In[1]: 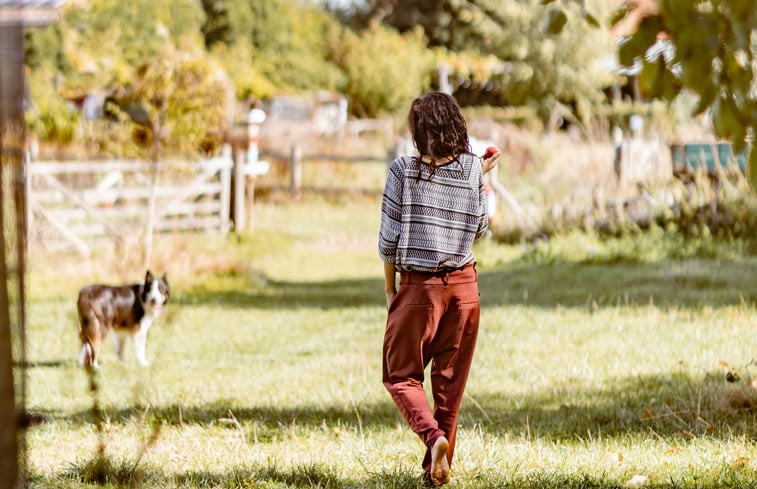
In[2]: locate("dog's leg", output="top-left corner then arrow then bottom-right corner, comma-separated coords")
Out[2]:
79,314 -> 101,370
113,332 -> 126,361
90,336 -> 102,369
78,343 -> 93,368
78,341 -> 100,369
132,330 -> 150,367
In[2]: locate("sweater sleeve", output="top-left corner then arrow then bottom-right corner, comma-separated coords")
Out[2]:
378,158 -> 404,263
475,166 -> 489,239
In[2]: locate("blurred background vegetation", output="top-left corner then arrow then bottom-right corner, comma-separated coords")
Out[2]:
24,0 -> 620,154
20,0 -> 757,250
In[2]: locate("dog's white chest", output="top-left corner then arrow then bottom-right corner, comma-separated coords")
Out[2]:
139,313 -> 157,333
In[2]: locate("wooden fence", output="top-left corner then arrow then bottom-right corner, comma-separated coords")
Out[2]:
27,156 -> 232,254
260,144 -> 396,198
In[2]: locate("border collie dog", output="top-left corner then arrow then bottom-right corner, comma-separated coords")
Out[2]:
77,271 -> 169,369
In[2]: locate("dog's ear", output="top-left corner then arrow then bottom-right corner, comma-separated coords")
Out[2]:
145,270 -> 153,282
161,273 -> 168,284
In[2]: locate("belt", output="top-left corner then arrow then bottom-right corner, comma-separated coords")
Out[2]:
399,262 -> 477,285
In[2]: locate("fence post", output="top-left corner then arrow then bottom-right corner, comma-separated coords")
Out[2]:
0,22 -> 23,489
23,147 -> 32,253
245,175 -> 256,231
290,145 -> 302,200
219,144 -> 232,233
233,146 -> 246,232
244,108 -> 266,228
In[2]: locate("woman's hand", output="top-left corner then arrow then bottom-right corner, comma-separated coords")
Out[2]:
385,289 -> 396,310
482,147 -> 501,174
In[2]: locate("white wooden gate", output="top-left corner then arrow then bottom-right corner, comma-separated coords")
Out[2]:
27,156 -> 232,254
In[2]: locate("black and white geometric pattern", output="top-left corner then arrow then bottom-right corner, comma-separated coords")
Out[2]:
379,153 -> 488,272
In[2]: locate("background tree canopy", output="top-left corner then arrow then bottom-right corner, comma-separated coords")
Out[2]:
25,0 -> 228,157
24,0 -> 757,177
352,0 -> 614,121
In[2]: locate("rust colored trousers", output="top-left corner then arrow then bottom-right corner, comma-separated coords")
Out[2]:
382,263 -> 480,473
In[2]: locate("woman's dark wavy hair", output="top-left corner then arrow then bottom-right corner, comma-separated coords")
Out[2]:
408,92 -> 470,161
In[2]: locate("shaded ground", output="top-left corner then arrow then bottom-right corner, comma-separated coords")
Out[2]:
178,258 -> 757,310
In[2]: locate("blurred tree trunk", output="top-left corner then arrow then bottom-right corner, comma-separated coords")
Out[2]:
0,23 -> 22,489
0,202 -> 18,489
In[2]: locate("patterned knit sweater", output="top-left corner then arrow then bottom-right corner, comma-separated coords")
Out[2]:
378,153 -> 488,272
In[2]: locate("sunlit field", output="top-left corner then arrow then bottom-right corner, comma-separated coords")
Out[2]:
23,197 -> 757,488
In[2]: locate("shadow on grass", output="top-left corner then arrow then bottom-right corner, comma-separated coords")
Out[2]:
32,453 -> 430,489
29,455 -> 757,489
177,275 -> 387,310
14,359 -> 71,369
176,258 -> 757,310
477,258 -> 757,309
40,370 -> 757,443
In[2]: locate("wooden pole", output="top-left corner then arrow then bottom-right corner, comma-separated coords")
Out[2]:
245,176 -> 256,231
218,145 -> 231,234
290,145 -> 302,200
0,171 -> 18,489
0,22 -> 23,489
233,147 -> 245,232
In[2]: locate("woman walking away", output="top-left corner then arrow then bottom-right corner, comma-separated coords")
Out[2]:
378,92 -> 500,486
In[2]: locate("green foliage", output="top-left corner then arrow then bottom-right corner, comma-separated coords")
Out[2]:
24,23 -> 68,73
502,2 -> 613,122
61,0 -> 206,93
25,72 -> 79,146
609,0 -> 757,189
220,0 -> 345,96
210,43 -> 278,101
109,52 -> 230,157
544,7 -> 568,35
200,0 -> 232,49
494,173 -> 757,258
335,25 -> 435,117
373,0 -> 504,52
366,0 -> 614,122
24,0 -> 227,157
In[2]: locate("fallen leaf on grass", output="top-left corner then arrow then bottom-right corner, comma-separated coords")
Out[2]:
605,452 -> 623,463
625,474 -> 649,487
732,457 -> 750,468
640,409 -> 655,421
718,360 -> 740,382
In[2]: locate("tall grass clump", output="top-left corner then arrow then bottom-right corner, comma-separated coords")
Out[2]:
493,169 -> 757,259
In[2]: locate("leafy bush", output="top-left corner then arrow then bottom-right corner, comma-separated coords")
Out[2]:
219,0 -> 345,98
335,25 -> 435,117
25,72 -> 79,147
492,172 -> 757,257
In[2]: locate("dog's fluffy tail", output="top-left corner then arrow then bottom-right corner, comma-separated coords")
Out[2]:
78,342 -> 94,369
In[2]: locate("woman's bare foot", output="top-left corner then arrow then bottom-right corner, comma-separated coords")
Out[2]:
430,436 -> 450,486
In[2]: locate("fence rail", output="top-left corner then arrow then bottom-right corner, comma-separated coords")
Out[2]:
27,144 -> 397,253
260,145 -> 391,198
27,157 -> 232,254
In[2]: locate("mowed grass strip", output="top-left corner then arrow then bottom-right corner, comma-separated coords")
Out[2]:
23,200 -> 757,488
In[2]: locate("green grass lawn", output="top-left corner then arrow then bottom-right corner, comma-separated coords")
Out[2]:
22,198 -> 757,488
